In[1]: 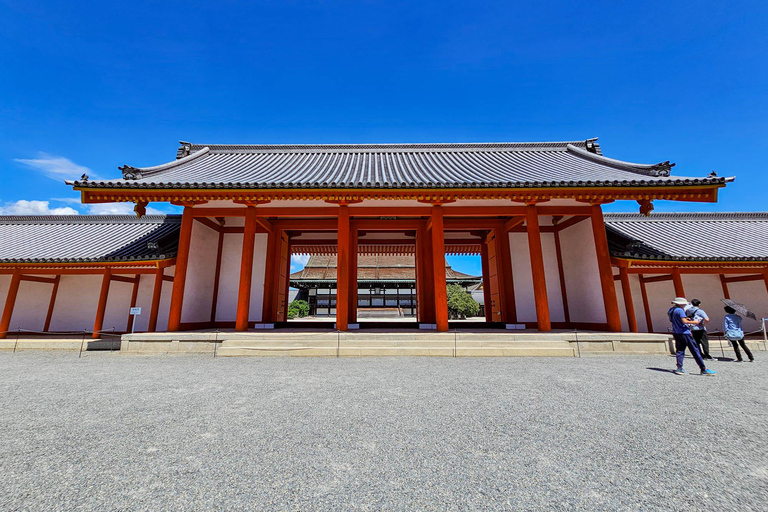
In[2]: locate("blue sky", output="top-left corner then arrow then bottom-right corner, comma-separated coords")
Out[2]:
1,0 -> 767,275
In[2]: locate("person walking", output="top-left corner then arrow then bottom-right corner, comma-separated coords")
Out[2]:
668,297 -> 717,376
686,299 -> 713,360
723,306 -> 755,362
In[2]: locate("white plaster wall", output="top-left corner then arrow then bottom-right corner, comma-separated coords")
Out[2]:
216,233 -> 242,322
541,233 -> 565,322
630,275 -> 649,332
615,273 -> 628,332
250,233 -> 269,322
509,232 -> 536,323
558,219 -> 606,324
0,275 -> 10,315
643,278 -> 676,333
131,275 -> 153,332
214,232 -> 268,323
156,269 -> 173,332
48,275 -> 103,332
181,222 -> 219,324
8,279 -> 51,332
101,280 -> 133,333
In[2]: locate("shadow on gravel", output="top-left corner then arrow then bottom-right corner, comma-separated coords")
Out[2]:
646,367 -> 676,374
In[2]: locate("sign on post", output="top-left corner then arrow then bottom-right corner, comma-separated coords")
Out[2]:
130,307 -> 142,315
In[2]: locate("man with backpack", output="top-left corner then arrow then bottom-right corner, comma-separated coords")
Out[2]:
686,299 -> 713,360
669,297 -> 717,376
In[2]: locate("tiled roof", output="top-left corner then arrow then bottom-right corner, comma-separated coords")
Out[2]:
68,139 -> 730,190
0,215 -> 180,263
605,212 -> 768,262
290,254 -> 479,284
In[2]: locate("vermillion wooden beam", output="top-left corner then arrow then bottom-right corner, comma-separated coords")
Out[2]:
639,274 -> 654,333
336,206 -> 351,331
43,275 -> 61,332
722,274 -> 764,284
480,238 -> 492,322
0,270 -> 22,339
126,275 -> 141,333
554,215 -> 589,232
619,267 -> 638,332
194,216 -> 222,233
720,274 -> 730,299
110,275 -> 139,284
494,225 -> 517,323
148,268 -> 164,332
504,217 -> 525,232
210,229 -> 225,323
236,206 -> 258,331
167,207 -> 195,331
590,205 -> 622,332
526,205 -> 550,331
20,275 -> 58,284
553,229 -> 570,324
190,208 -> 247,218
431,205 -> 449,331
641,274 -> 673,284
255,217 -> 273,233
92,269 -> 112,339
672,267 -> 685,297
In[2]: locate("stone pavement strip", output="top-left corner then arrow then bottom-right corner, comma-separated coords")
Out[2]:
0,352 -> 766,511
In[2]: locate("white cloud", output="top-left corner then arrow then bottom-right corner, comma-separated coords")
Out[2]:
14,153 -> 97,181
290,254 -> 310,271
0,200 -> 79,215
87,203 -> 163,215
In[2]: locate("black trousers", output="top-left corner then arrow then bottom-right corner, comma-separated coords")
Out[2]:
731,338 -> 754,361
692,330 -> 711,359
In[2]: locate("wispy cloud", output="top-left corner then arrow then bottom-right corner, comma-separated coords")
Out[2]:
14,152 -> 97,181
0,200 -> 79,215
87,203 -> 163,215
290,254 -> 310,271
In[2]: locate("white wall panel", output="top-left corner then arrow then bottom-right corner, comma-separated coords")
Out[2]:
181,222 -> 219,324
559,219 -> 605,324
8,279 -> 50,332
48,275 -> 102,332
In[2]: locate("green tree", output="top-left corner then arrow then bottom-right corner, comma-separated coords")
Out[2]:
446,284 -> 480,319
288,299 -> 310,319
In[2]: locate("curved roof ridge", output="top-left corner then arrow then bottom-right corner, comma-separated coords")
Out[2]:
0,214 -> 180,224
186,140 -> 589,153
566,144 -> 673,177
120,147 -> 210,179
604,212 -> 768,221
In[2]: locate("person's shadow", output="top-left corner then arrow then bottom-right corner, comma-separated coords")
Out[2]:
646,367 -> 676,374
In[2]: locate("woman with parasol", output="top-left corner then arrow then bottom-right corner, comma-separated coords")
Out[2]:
722,299 -> 756,363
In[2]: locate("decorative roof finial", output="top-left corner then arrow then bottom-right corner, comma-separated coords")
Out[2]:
708,170 -> 718,178
80,173 -> 89,182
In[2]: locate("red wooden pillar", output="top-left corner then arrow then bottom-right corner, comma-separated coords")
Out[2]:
590,204 -> 622,331
480,237 -> 492,322
495,225 -> 516,323
336,205 -> 350,331
0,270 -> 22,339
526,205 -> 551,331
148,267 -> 164,332
349,228 -> 358,324
720,274 -> 730,299
639,275 -> 654,333
167,206 -> 195,331
418,224 -> 436,324
431,205 -> 448,332
672,267 -> 685,298
209,226 -> 225,324
125,275 -> 141,333
236,206 -> 258,331
43,275 -> 61,332
92,269 -> 112,339
763,268 -> 768,296
553,228 -> 570,324
619,266 -> 638,333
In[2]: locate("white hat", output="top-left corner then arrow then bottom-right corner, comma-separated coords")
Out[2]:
671,297 -> 688,306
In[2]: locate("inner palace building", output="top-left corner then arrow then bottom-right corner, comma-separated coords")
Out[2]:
3,138 -> 766,340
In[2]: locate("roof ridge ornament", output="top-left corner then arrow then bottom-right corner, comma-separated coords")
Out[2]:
119,165 -> 143,180
177,141 -> 192,159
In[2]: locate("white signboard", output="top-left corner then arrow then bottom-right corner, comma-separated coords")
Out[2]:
130,307 -> 142,315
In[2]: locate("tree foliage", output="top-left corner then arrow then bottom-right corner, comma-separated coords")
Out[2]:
287,299 -> 310,319
446,284 -> 480,319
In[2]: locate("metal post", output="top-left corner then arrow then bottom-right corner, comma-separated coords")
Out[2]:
574,329 -> 581,358
719,335 -> 725,358
337,330 -> 340,358
13,327 -> 20,354
79,330 -> 86,358
762,318 -> 767,351
213,329 -> 219,358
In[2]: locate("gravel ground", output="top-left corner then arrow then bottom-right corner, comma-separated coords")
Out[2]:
1,352 -> 766,511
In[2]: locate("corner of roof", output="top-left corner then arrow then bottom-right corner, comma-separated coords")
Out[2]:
566,143 -> 675,177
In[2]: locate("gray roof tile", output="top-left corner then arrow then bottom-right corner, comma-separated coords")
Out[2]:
0,215 -> 180,263
70,139 -> 729,190
605,212 -> 768,262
